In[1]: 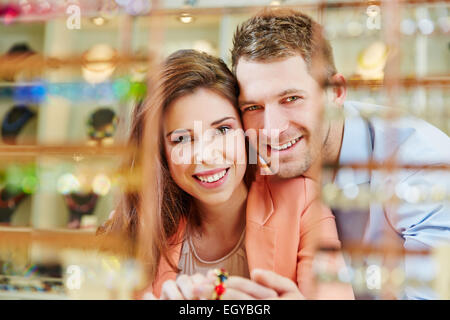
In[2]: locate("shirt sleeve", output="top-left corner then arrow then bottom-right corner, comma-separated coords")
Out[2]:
384,168 -> 450,299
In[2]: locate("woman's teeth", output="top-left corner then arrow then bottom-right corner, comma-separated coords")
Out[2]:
270,136 -> 302,151
196,169 -> 227,183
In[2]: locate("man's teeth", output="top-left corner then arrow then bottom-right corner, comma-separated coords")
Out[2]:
196,169 -> 227,183
271,137 -> 301,151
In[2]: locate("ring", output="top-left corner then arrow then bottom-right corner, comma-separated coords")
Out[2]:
211,268 -> 229,300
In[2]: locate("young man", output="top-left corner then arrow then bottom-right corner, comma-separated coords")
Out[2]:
224,8 -> 449,300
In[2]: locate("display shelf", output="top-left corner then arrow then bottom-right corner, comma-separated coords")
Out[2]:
0,226 -> 130,253
0,144 -> 134,157
346,76 -> 450,88
324,161 -> 450,171
0,291 -> 68,300
0,54 -> 152,77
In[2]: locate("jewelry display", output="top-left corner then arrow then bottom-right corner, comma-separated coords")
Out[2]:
0,188 -> 27,224
1,105 -> 36,145
63,193 -> 99,229
86,108 -> 118,144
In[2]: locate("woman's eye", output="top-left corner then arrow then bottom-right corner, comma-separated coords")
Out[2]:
216,126 -> 231,135
172,135 -> 191,144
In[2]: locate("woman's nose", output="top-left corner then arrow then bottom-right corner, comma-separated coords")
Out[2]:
193,137 -> 223,165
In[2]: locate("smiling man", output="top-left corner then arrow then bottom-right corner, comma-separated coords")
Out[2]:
236,51 -> 340,179
223,8 -> 450,300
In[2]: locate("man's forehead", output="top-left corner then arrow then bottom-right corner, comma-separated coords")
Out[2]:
236,55 -> 309,84
235,54 -> 306,75
236,55 -> 311,100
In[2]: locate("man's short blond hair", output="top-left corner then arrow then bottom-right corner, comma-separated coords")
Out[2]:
231,8 -> 337,85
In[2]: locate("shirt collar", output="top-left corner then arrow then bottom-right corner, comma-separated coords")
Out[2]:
335,101 -> 373,187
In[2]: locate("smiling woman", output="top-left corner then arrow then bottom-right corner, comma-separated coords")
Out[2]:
96,49 -> 255,298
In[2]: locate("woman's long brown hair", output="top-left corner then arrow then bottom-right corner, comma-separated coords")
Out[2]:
97,49 -> 244,284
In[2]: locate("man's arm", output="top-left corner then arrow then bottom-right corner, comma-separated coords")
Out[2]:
385,168 -> 450,299
297,199 -> 355,299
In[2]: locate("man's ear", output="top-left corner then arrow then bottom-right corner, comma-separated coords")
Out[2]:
330,73 -> 347,106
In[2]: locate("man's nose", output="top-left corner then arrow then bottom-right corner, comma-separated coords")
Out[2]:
263,105 -> 289,140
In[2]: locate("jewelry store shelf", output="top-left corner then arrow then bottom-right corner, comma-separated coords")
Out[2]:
0,145 -> 134,157
0,291 -> 69,300
0,226 -> 129,254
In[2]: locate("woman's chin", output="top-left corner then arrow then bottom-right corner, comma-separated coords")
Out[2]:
192,191 -> 233,207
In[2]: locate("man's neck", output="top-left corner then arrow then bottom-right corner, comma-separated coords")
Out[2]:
322,116 -> 345,183
323,118 -> 345,166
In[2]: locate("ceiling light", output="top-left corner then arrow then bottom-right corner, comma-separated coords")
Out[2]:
178,12 -> 194,24
91,16 -> 106,26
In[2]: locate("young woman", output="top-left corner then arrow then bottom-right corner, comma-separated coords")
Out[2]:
98,50 -> 353,300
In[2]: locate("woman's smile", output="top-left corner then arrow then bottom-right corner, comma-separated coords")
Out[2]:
193,167 -> 231,189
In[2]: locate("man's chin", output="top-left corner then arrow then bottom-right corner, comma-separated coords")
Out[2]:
273,162 -> 310,179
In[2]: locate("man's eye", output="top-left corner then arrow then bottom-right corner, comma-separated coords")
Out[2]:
244,105 -> 261,112
285,96 -> 300,102
216,126 -> 231,135
172,135 -> 191,144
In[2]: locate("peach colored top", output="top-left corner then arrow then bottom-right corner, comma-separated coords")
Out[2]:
148,172 -> 354,299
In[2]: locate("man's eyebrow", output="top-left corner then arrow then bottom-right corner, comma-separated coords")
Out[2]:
277,88 -> 306,97
166,128 -> 191,138
210,116 -> 236,126
238,100 -> 258,108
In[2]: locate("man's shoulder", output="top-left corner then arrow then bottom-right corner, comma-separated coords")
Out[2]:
345,100 -> 450,164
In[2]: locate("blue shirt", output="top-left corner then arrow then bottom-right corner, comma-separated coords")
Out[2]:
333,100 -> 450,300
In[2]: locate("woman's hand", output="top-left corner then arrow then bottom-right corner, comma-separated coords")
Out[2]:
193,269 -> 283,300
146,268 -> 305,300
160,273 -> 207,300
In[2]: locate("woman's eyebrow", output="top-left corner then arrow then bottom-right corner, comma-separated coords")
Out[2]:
166,128 -> 192,138
210,116 -> 236,126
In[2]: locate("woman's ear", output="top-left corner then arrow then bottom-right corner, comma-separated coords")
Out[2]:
330,73 -> 347,106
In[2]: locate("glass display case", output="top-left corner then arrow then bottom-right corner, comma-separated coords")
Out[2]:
0,0 -> 448,300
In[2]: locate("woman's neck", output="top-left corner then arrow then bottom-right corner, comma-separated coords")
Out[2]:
193,181 -> 248,241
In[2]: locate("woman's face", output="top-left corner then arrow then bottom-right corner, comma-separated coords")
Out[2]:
163,87 -> 247,206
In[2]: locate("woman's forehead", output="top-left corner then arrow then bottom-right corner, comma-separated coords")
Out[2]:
164,88 -> 240,131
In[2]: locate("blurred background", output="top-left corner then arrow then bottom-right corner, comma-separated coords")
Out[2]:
0,0 -> 448,299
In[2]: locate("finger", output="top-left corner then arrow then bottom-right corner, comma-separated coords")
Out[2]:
223,288 -> 256,300
176,274 -> 195,300
193,283 -> 215,300
142,291 -> 156,300
251,269 -> 300,295
161,280 -> 184,300
226,276 -> 278,299
194,282 -> 256,300
191,273 -> 207,286
206,269 -> 218,282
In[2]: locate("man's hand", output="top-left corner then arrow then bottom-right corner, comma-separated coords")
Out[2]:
250,269 -> 305,300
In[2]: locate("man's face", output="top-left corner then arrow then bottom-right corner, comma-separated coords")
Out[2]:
236,55 -> 329,178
